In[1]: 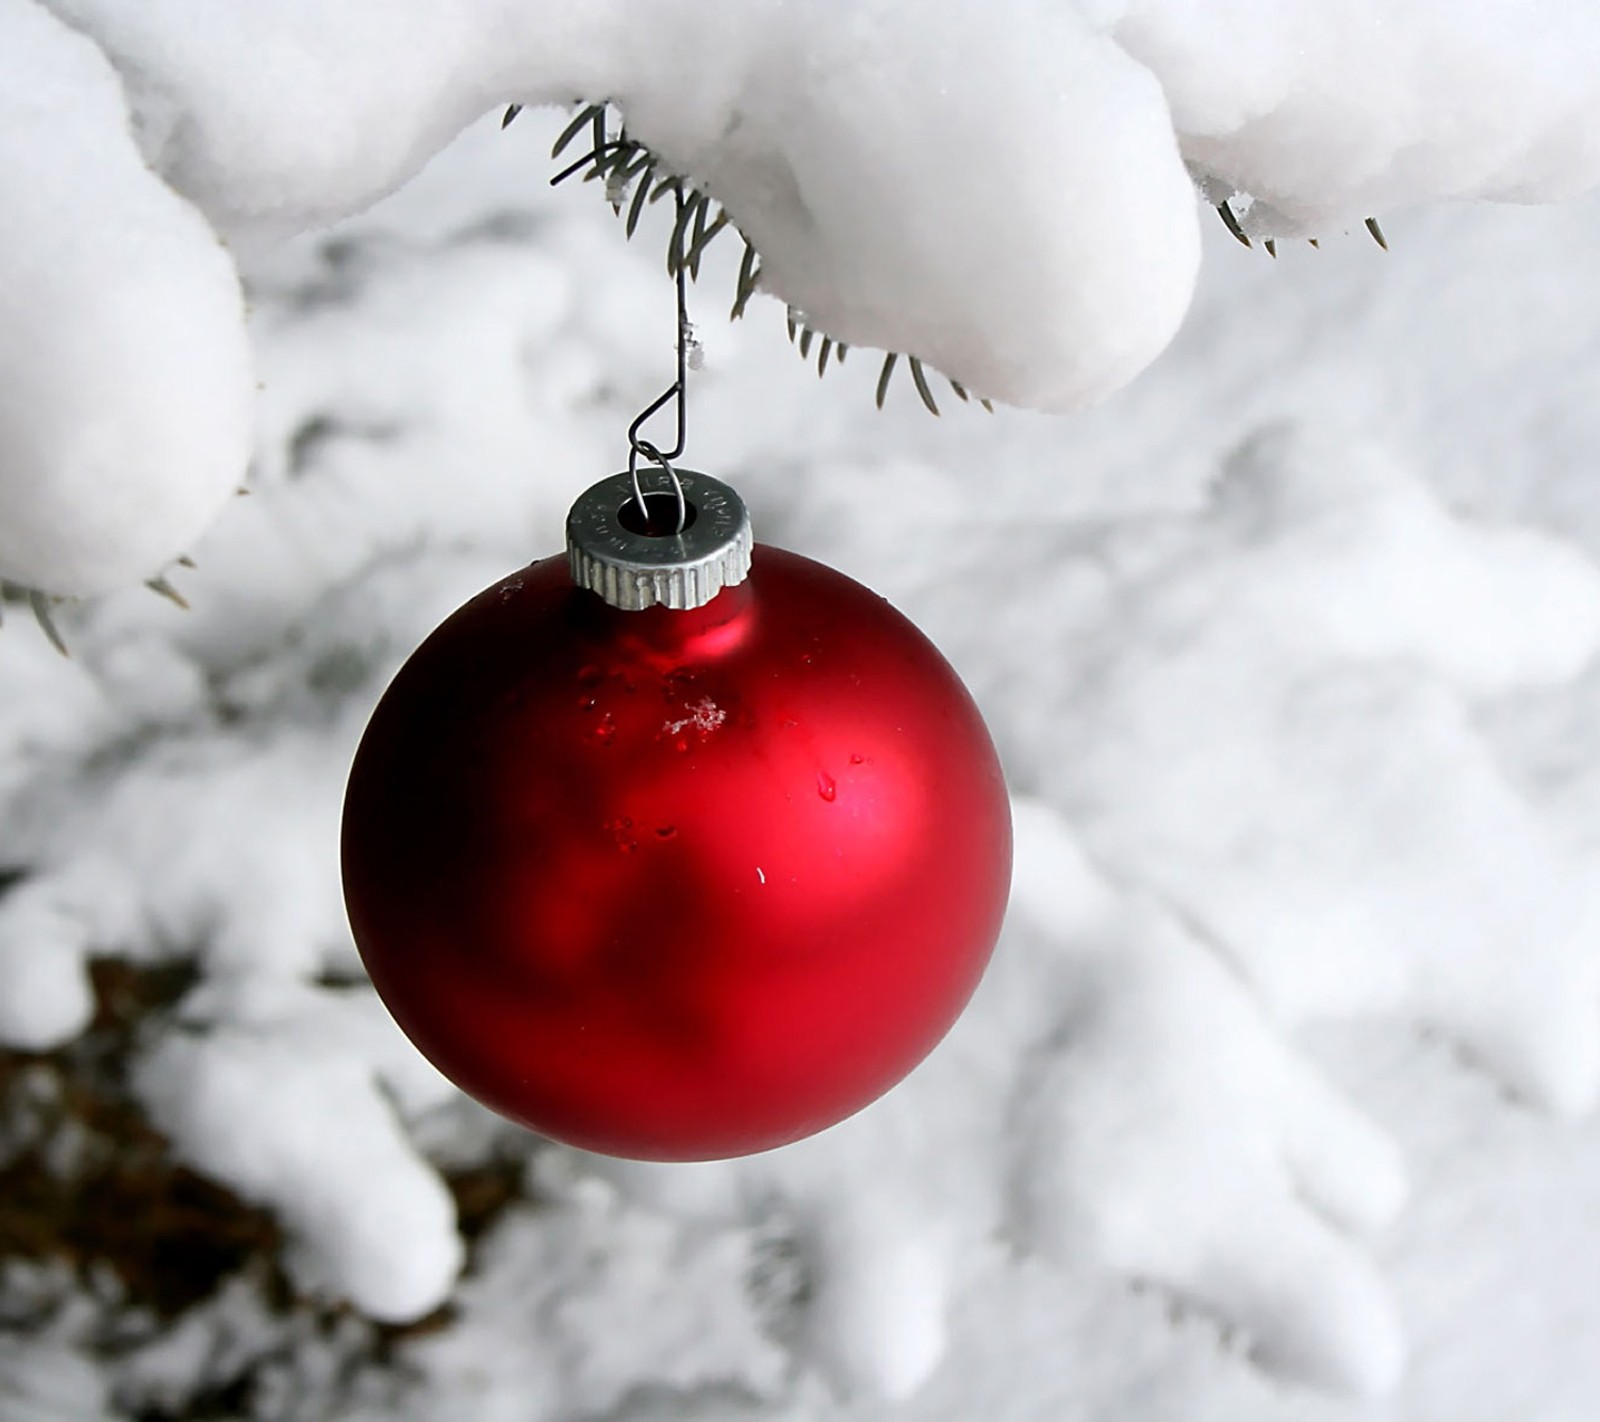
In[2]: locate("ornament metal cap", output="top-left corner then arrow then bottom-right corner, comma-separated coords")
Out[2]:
566,468 -> 753,612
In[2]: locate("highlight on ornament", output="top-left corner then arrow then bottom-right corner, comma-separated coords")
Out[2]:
341,468 -> 1012,1161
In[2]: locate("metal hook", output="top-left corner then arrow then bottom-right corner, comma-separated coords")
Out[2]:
627,439 -> 689,537
550,114 -> 695,536
622,183 -> 692,534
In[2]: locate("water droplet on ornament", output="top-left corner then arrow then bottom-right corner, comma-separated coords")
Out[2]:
577,664 -> 603,688
817,772 -> 837,802
849,753 -> 865,765
594,713 -> 616,744
656,825 -> 677,839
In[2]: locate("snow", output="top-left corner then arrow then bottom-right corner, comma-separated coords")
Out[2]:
0,0 -> 253,596
7,0 -> 1600,592
135,992 -> 464,1323
1004,805 -> 1408,1394
401,1165 -> 789,1422
1116,1 -> 1600,226
4,11 -> 1600,1422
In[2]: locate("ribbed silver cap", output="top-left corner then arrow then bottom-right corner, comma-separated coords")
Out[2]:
565,468 -> 753,611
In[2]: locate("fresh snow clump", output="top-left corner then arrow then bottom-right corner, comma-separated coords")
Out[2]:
1112,0 -> 1600,233
135,983 -> 465,1323
48,0 -> 1200,412
0,0 -> 252,596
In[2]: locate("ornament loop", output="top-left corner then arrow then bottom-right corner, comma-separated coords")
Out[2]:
627,439 -> 688,538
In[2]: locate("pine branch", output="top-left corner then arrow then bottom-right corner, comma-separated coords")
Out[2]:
543,100 -> 990,417
1212,198 -> 1390,254
0,560 -> 193,649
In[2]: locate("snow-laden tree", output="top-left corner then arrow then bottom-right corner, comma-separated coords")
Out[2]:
6,3 -> 1600,1418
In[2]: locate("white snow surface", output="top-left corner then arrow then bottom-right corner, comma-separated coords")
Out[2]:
0,0 -> 253,596
5,33 -> 1600,1422
7,4 -> 1600,596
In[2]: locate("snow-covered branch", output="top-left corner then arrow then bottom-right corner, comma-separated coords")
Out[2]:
5,0 -> 1600,593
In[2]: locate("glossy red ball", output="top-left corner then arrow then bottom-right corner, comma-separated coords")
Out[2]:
342,546 -> 1011,1160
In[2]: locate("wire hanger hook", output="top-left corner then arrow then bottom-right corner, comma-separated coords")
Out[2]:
551,112 -> 693,536
622,192 -> 691,535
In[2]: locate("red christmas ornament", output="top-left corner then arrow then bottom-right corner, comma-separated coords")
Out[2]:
342,469 -> 1011,1160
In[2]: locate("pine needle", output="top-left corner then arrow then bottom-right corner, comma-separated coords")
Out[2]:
685,209 -> 730,278
875,352 -> 898,409
624,162 -> 655,236
1216,200 -> 1251,248
552,104 -> 606,160
502,104 -> 523,129
145,576 -> 190,611
1365,216 -> 1389,250
686,197 -> 709,277
908,357 -> 940,416
29,590 -> 68,656
587,139 -> 631,187
665,187 -> 698,276
817,336 -> 833,376
731,243 -> 760,320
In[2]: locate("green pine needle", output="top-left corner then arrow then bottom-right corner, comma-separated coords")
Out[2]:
731,243 -> 760,320
908,357 -> 940,416
0,561 -> 204,649
29,589 -> 69,656
145,575 -> 190,611
1216,200 -> 1252,248
875,352 -> 898,410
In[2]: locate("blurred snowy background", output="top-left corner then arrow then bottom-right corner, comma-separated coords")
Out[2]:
9,3 -> 1600,1419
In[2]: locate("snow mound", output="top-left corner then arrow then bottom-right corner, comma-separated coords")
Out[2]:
1046,427 -> 1600,1115
403,1167 -> 788,1422
44,0 -> 1200,413
1114,1 -> 1600,232
135,983 -> 464,1322
0,0 -> 252,596
1006,804 -> 1407,1395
